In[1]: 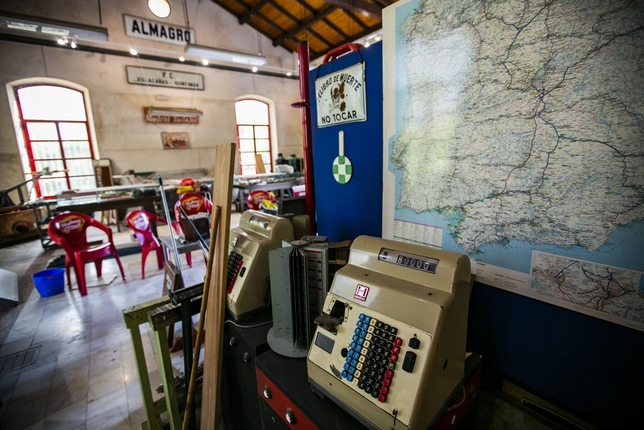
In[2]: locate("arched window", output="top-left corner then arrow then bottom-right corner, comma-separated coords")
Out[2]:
234,99 -> 272,175
14,84 -> 97,198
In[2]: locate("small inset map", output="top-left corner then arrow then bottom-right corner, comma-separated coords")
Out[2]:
530,252 -> 644,326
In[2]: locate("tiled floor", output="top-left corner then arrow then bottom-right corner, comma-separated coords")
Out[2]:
0,212 -> 569,430
0,215 -> 235,430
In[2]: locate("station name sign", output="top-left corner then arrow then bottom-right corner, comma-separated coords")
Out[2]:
126,66 -> 204,90
124,14 -> 195,45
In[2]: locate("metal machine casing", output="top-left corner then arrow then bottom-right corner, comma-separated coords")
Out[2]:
307,236 -> 472,430
227,210 -> 294,321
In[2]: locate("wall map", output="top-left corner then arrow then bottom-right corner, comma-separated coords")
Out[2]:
383,0 -> 644,330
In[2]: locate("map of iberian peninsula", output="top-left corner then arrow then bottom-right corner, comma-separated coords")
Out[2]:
392,0 -> 644,254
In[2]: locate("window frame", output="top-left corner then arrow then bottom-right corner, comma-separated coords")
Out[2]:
234,99 -> 273,176
13,83 -> 97,199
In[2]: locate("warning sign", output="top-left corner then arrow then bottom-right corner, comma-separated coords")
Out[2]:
315,62 -> 366,128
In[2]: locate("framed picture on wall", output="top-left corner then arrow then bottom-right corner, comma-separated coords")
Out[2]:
161,132 -> 189,149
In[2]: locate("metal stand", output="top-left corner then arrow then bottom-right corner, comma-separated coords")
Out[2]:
157,176 -> 197,430
122,284 -> 204,430
0,168 -> 56,208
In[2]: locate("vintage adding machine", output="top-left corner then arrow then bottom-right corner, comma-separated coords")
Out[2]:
307,236 -> 473,429
226,210 -> 294,321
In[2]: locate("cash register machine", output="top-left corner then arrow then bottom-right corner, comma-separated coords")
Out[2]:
307,236 -> 473,430
227,210 -> 294,321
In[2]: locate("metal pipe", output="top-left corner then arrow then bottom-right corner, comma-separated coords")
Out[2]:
177,205 -> 209,258
158,176 -> 182,273
294,41 -> 317,235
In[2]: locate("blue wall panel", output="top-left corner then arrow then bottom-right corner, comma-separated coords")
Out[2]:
308,43 -> 382,242
467,283 -> 644,428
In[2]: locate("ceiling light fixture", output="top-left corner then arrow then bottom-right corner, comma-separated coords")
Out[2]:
202,59 -> 209,66
179,56 -> 185,62
185,43 -> 266,66
130,47 -> 138,55
147,0 -> 171,19
0,12 -> 108,42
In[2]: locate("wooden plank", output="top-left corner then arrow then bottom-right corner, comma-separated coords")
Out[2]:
200,142 -> 236,429
153,323 -> 181,429
123,296 -> 171,430
127,325 -> 163,430
255,153 -> 266,173
123,296 -> 171,328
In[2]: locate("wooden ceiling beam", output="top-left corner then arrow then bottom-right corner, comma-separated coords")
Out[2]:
212,0 -> 293,52
324,0 -> 383,20
342,9 -> 369,31
373,0 -> 395,8
238,0 -> 271,24
231,0 -> 333,55
268,0 -> 305,25
292,26 -> 334,51
297,0 -> 351,39
225,1 -> 328,54
313,22 -> 382,60
209,0 -> 386,59
270,2 -> 336,47
224,0 -> 289,36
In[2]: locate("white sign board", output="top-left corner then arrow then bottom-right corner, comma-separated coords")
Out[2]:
315,62 -> 366,127
124,14 -> 195,45
126,66 -> 204,90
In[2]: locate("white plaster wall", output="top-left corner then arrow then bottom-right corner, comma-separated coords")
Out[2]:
0,0 -> 304,197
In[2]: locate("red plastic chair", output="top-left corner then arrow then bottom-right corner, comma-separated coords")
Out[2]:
246,190 -> 278,210
48,212 -> 126,296
173,193 -> 212,266
174,193 -> 212,241
125,210 -> 169,279
174,192 -> 212,224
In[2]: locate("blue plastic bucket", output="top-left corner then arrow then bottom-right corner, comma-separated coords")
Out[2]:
32,268 -> 65,297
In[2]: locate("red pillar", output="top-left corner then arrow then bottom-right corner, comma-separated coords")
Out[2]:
292,41 -> 317,235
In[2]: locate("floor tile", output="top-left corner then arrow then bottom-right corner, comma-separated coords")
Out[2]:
0,367 -> 21,408
11,360 -> 57,403
86,402 -> 131,430
88,365 -> 126,402
45,364 -> 89,416
41,398 -> 87,430
0,335 -> 33,356
88,383 -> 128,421
2,391 -> 49,429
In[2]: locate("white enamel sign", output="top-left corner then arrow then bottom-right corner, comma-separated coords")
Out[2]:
315,62 -> 366,128
126,66 -> 204,90
124,15 -> 195,46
